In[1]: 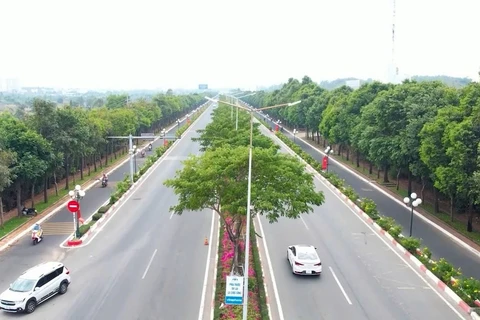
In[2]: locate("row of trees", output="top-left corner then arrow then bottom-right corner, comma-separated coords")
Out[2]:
165,103 -> 324,273
0,93 -> 206,222
242,77 -> 480,223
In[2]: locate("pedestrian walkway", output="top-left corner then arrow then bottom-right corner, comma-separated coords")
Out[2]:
41,222 -> 74,235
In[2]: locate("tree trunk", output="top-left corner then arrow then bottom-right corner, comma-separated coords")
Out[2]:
407,171 -> 412,196
356,150 -> 360,167
377,167 -> 380,179
16,180 -> 22,216
80,156 -> 84,180
450,195 -> 454,222
369,162 -> 373,175
53,172 -> 59,196
114,140 -> 117,159
316,132 -> 320,144
65,156 -> 70,190
94,153 -> 98,172
346,147 -> 350,162
105,144 -> 108,167
396,169 -> 401,190
31,182 -> 35,207
0,197 -> 4,227
337,145 -> 341,156
433,187 -> 439,213
43,174 -> 48,203
72,158 -> 76,185
383,165 -> 389,183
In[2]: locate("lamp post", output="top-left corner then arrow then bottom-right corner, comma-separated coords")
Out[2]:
68,185 -> 85,239
205,96 -> 301,320
129,145 -> 137,173
403,193 -> 422,237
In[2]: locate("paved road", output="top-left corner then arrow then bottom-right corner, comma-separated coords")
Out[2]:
0,104 -> 217,320
258,114 -> 480,279
256,124 -> 468,320
0,108 -> 203,300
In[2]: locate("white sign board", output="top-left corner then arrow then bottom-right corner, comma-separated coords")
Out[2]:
225,276 -> 244,305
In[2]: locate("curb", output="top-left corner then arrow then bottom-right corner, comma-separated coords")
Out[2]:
62,105 -> 210,247
268,128 -> 477,317
253,220 -> 272,320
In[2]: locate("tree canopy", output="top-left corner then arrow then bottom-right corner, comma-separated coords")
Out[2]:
243,77 -> 480,225
165,103 -> 324,273
0,93 -> 206,217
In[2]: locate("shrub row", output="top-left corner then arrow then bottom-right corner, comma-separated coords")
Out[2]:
273,130 -> 480,307
78,106 -> 207,238
250,220 -> 269,319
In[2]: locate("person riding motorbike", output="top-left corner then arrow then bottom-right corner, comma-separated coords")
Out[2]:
148,143 -> 152,151
141,149 -> 146,157
32,223 -> 43,238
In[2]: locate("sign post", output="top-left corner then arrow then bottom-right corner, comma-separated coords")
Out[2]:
67,200 -> 80,239
225,276 -> 244,305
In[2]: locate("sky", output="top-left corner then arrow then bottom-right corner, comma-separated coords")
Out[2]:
0,0 -> 479,90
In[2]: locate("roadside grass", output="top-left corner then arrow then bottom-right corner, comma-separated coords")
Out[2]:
0,216 -> 30,238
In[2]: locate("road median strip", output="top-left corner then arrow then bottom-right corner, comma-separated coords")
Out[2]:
63,105 -> 209,247
267,124 -> 480,317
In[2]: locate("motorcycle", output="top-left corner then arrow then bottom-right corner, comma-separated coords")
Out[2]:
101,178 -> 108,188
32,227 -> 43,245
148,144 -> 152,151
22,207 -> 37,216
141,150 -> 146,158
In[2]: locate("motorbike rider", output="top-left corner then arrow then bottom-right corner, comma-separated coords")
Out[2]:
32,223 -> 43,237
148,143 -> 152,151
141,149 -> 146,157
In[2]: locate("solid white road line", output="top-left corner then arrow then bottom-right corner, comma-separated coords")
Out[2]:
270,129 -> 467,320
329,266 -> 353,305
280,126 -> 480,259
210,213 -> 221,320
198,210 -> 216,320
142,249 -> 158,279
256,215 -> 285,320
299,216 -> 309,230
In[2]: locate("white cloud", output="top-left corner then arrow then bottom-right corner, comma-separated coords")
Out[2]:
0,0 -> 478,89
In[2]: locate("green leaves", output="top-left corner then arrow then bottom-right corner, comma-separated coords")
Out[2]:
165,104 -> 325,223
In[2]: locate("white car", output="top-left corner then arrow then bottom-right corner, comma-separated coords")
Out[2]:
287,244 -> 322,276
0,261 -> 71,314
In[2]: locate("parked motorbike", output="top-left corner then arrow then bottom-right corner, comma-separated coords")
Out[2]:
22,207 -> 37,216
32,226 -> 43,245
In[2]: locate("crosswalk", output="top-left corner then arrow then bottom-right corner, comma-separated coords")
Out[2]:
41,222 -> 74,235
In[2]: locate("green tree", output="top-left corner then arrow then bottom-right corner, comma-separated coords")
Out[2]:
0,148 -> 16,225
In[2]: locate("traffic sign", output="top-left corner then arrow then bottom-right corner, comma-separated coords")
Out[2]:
67,200 -> 80,213
225,276 -> 244,305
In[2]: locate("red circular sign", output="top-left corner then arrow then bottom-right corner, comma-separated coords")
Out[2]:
67,200 -> 80,213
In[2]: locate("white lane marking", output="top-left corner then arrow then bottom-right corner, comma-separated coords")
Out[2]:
397,287 -> 415,290
210,213 -> 221,320
59,106 -> 211,248
329,266 -> 353,305
142,249 -> 158,279
279,125 -> 480,259
256,215 -> 285,320
198,210 -> 216,320
299,216 -> 309,230
270,131 -> 467,320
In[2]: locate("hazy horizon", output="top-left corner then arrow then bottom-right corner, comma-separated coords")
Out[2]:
1,0 -> 479,90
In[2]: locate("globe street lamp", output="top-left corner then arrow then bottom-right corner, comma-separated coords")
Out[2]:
403,193 -> 422,237
293,128 -> 298,142
68,185 -> 85,238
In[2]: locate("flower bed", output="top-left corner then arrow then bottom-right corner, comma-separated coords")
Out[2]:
74,106 -> 207,238
273,130 -> 480,309
213,217 -> 268,320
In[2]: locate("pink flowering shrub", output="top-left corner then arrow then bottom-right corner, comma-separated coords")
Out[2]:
216,216 -> 262,320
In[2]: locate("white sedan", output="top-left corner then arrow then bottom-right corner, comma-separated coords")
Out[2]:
287,245 -> 322,276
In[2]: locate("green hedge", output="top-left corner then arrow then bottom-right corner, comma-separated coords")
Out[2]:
273,130 -> 480,307
250,220 -> 270,319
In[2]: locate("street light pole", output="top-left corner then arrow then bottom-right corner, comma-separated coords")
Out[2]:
68,185 -> 85,239
403,193 -> 422,237
128,134 -> 134,184
293,128 -> 298,142
204,96 -> 301,320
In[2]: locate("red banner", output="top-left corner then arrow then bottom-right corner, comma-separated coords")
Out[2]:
322,156 -> 328,170
77,209 -> 85,225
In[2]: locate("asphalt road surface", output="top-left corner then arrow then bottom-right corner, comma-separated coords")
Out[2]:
0,107 -> 216,320
257,124 -> 468,320
259,114 -> 480,279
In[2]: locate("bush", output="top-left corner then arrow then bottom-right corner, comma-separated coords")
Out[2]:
133,172 -> 140,182
399,237 -> 421,254
431,258 -> 461,284
98,205 -> 111,213
455,277 -> 480,306
358,198 -> 379,219
388,224 -> 402,239
377,216 -> 396,231
92,212 -> 103,221
110,194 -> 119,205
78,223 -> 91,236
342,185 -> 359,202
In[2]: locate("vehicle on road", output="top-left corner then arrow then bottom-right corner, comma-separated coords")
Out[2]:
0,262 -> 71,314
22,206 -> 37,216
287,244 -> 322,276
31,223 -> 43,245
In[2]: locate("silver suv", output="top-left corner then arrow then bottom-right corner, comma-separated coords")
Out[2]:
0,261 -> 71,313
